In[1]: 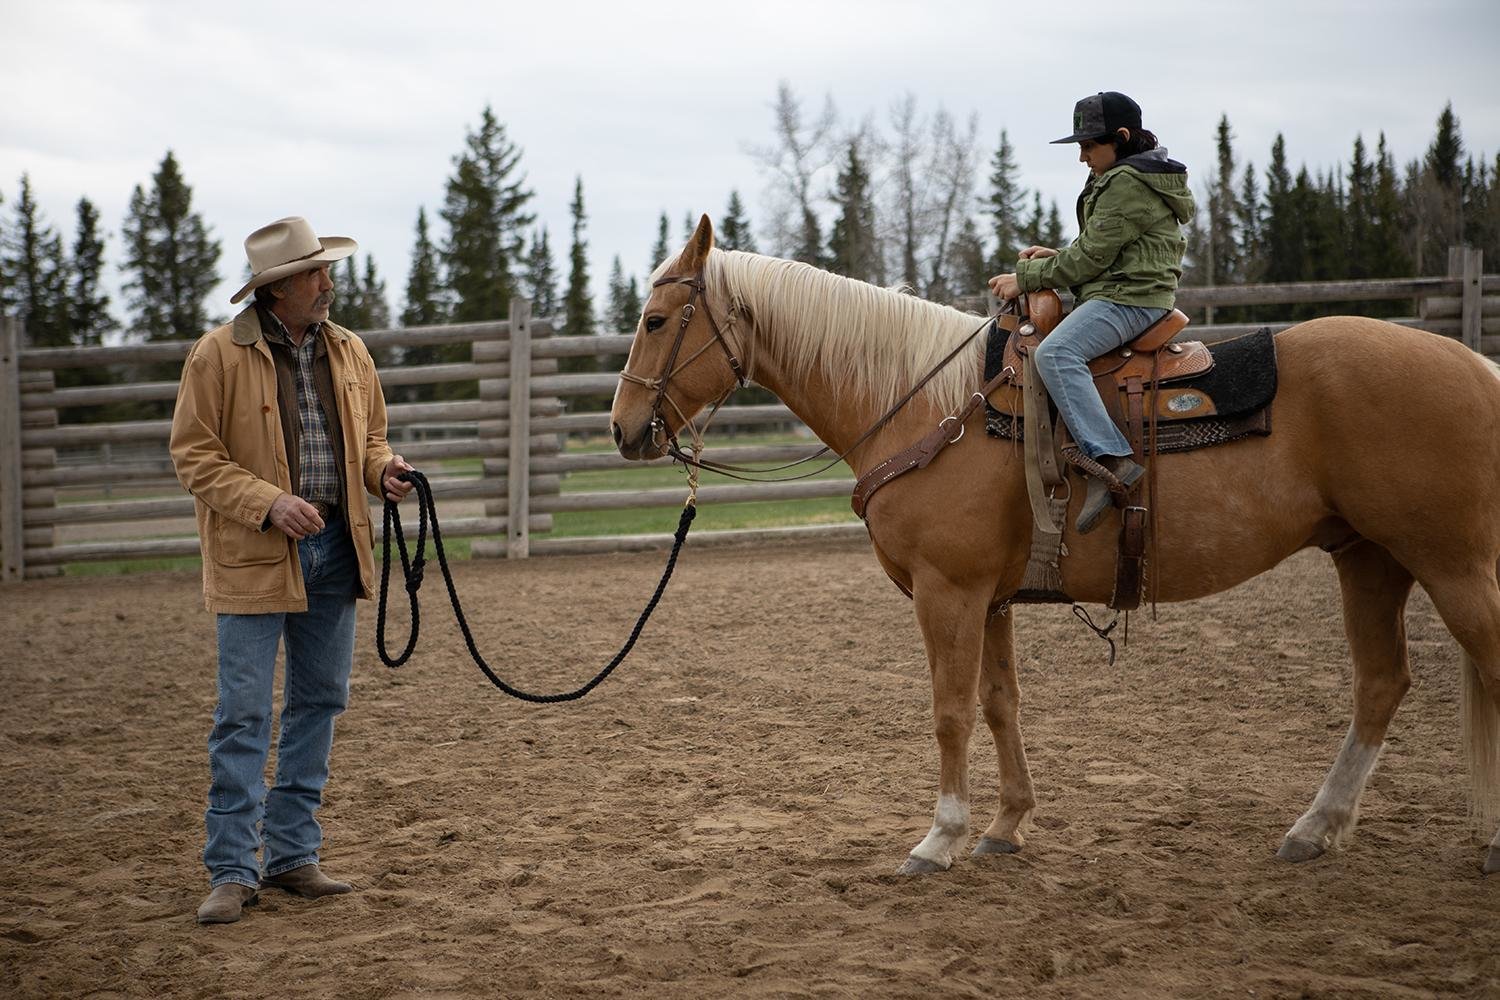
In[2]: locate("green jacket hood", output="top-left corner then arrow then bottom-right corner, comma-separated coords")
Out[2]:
1114,148 -> 1195,224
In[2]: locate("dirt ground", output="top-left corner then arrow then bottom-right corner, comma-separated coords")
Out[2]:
2,540 -> 1498,999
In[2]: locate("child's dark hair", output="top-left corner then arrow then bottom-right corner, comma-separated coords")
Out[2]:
1113,128 -> 1159,158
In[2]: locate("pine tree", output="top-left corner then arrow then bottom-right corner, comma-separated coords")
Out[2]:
1043,200 -> 1065,249
399,207 -> 446,400
826,139 -> 877,281
1261,135 -> 1303,290
1415,103 -> 1464,273
560,177 -> 594,373
650,212 -> 671,273
719,191 -> 757,253
440,105 -> 534,323
521,227 -> 558,316
336,254 -> 390,331
338,256 -> 369,329
2,174 -> 72,348
946,215 -> 990,300
605,256 -> 643,334
1019,192 -> 1046,248
794,207 -> 825,268
1345,136 -> 1376,279
121,150 -> 221,342
68,197 -> 116,347
1237,163 -> 1265,285
361,256 -> 390,329
401,207 -> 446,327
1207,115 -> 1242,287
985,129 -> 1027,271
1369,134 -> 1411,279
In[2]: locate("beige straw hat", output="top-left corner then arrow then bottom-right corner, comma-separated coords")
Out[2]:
230,216 -> 357,304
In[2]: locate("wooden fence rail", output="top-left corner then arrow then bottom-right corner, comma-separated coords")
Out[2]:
0,250 -> 1489,580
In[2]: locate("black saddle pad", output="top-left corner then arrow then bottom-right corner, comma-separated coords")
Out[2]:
984,326 -> 1278,453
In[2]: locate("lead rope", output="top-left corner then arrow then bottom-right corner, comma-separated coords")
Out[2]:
376,469 -> 698,703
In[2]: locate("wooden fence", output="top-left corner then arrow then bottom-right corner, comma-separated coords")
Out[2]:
0,247 -> 1491,582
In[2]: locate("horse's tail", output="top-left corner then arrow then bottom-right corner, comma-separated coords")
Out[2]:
1463,558 -> 1500,837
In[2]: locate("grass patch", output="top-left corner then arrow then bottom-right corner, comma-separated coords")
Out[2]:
56,432 -> 855,574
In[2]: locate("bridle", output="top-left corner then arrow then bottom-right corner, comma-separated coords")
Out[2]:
617,267 -> 747,464
616,262 -> 1002,484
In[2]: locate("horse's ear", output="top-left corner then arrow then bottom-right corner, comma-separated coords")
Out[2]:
683,214 -> 715,268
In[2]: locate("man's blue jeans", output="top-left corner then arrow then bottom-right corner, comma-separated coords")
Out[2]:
204,517 -> 359,889
1032,298 -> 1169,460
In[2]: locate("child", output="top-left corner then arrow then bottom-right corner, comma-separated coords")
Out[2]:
989,92 -> 1196,533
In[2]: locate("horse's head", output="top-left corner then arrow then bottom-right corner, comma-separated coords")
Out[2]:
610,215 -> 745,460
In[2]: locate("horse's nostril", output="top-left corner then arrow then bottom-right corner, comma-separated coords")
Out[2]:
611,422 -> 623,448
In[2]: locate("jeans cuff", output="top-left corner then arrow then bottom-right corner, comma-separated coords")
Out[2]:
263,856 -> 319,878
210,876 -> 261,890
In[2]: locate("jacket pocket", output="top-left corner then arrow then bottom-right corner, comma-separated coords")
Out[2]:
212,512 -> 287,567
344,376 -> 369,421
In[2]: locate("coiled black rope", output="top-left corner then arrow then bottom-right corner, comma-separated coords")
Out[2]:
375,469 -> 697,703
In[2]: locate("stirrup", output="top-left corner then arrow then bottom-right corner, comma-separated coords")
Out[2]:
1061,447 -> 1128,495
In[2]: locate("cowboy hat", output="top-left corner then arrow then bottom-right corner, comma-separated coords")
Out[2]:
229,216 -> 357,304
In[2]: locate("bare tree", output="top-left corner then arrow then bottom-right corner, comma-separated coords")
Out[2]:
747,81 -> 840,262
923,109 -> 981,300
883,92 -> 930,290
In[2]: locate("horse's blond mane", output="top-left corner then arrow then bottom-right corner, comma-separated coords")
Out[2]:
692,250 -> 988,415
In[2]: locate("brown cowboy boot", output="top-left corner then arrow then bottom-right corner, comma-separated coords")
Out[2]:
196,883 -> 258,925
260,863 -> 353,899
1075,454 -> 1145,534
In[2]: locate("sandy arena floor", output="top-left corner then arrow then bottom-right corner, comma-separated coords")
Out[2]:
2,540 -> 1498,998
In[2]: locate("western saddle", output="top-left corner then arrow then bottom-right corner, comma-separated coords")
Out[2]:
989,290 -> 1198,611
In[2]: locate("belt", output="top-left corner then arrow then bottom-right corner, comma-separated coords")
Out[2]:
310,500 -> 340,521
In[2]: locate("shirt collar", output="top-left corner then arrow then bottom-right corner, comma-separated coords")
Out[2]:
256,301 -> 322,346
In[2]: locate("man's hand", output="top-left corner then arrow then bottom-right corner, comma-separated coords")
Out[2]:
267,493 -> 324,540
383,455 -> 415,503
1018,245 -> 1059,260
987,273 -> 1021,300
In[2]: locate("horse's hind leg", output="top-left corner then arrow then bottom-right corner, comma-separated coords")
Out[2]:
899,579 -> 989,875
1280,540 -> 1414,862
972,609 -> 1036,856
1407,560 -> 1500,874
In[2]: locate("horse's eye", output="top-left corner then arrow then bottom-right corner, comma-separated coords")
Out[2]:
645,315 -> 665,333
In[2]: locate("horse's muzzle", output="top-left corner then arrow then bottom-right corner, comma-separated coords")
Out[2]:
611,419 -> 664,461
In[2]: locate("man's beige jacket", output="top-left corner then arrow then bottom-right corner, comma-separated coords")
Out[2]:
170,307 -> 394,613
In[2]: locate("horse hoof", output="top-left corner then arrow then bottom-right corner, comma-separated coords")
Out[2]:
1483,847 -> 1500,876
897,855 -> 947,875
972,837 -> 1021,856
1276,837 -> 1325,863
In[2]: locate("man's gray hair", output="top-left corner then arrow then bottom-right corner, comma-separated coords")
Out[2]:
252,274 -> 298,306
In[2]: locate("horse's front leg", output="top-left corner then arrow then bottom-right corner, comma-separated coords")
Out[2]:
973,608 -> 1036,856
899,577 -> 990,875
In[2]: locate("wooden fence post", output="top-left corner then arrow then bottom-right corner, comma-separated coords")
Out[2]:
507,299 -> 532,559
1460,246 -> 1483,353
1,318 -> 25,582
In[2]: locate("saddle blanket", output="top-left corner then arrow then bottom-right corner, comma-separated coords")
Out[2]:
983,325 -> 1278,453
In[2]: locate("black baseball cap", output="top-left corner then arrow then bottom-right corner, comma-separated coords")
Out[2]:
1051,92 -> 1143,144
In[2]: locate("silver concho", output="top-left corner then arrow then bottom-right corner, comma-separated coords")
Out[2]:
1167,392 -> 1203,414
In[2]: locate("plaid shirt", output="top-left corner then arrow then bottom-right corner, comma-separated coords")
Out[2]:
261,312 -> 341,506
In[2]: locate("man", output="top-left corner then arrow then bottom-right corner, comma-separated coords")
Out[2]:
170,216 -> 414,925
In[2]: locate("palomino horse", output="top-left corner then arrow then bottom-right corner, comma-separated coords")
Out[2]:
611,216 -> 1500,875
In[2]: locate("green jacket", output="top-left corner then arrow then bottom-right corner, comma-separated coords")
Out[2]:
1015,148 -> 1195,309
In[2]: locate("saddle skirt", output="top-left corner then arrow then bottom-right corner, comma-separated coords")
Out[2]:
983,317 -> 1279,454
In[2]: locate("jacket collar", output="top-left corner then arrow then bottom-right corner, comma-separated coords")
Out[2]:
230,305 -> 350,346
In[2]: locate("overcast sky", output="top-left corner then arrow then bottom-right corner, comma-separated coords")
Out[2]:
3,0 -> 1497,330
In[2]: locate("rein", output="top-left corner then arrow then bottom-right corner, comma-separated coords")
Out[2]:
620,264 -> 1003,485
375,469 -> 698,703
